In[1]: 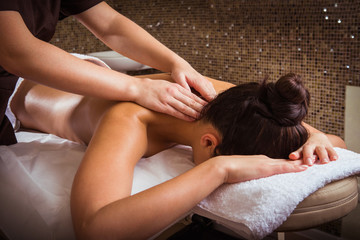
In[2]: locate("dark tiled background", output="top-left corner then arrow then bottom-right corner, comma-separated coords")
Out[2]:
50,0 -> 360,138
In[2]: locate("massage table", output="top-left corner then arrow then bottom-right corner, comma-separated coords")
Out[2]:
0,130 -> 359,240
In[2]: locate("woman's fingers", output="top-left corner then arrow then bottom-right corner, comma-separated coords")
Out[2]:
314,146 -> 338,163
327,146 -> 339,161
277,160 -> 308,174
289,148 -> 302,160
290,132 -> 339,166
302,144 -> 317,165
314,146 -> 329,164
221,155 -> 308,184
289,144 -> 315,165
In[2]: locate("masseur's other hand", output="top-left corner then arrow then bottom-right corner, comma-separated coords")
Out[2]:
171,62 -> 216,102
134,77 -> 207,121
212,155 -> 307,184
289,132 -> 338,166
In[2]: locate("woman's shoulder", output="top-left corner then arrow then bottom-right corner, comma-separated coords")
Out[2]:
135,72 -> 235,94
105,101 -> 152,121
206,77 -> 235,93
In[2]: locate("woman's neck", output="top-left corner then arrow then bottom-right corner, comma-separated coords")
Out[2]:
171,120 -> 200,146
148,114 -> 203,148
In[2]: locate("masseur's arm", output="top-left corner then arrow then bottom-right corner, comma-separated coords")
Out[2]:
289,122 -> 347,165
75,2 -> 216,102
71,103 -> 307,240
0,11 -> 205,121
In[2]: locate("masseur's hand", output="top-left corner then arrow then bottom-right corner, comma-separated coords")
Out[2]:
134,77 -> 207,121
289,132 -> 338,166
212,155 -> 307,184
171,61 -> 216,102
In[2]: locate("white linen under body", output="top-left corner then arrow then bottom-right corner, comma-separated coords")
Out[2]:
0,132 -> 194,240
1,131 -> 360,239
5,77 -> 24,131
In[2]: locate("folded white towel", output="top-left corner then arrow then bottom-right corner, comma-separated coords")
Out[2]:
196,148 -> 360,239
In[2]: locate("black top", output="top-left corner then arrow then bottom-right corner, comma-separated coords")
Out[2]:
0,0 -> 103,145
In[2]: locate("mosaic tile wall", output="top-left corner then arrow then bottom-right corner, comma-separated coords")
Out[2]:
50,0 -> 360,138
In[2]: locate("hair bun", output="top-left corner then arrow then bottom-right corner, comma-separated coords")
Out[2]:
275,73 -> 309,105
260,73 -> 310,126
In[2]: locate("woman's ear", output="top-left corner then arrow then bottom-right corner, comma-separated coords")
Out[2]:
200,133 -> 220,154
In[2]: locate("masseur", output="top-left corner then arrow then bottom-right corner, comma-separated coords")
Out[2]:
0,1 -> 216,145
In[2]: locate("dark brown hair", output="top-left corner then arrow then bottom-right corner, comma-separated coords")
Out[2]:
200,73 -> 310,159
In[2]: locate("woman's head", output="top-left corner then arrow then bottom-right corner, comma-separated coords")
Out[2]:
200,73 -> 310,159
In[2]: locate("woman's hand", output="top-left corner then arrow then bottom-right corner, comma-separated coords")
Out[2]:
211,155 -> 307,184
133,77 -> 207,121
171,61 -> 216,102
289,132 -> 338,165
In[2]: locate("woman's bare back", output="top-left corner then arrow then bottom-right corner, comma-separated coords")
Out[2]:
10,73 -> 233,145
11,79 -> 116,144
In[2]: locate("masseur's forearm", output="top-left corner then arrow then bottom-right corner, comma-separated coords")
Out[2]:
75,2 -> 187,74
0,11 -> 143,102
13,42 -> 140,101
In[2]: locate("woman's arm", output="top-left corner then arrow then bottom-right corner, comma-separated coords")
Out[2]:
71,101 -> 307,240
70,102 -> 223,239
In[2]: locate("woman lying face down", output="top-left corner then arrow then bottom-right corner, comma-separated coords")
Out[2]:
199,73 -> 309,160
11,71 -> 345,239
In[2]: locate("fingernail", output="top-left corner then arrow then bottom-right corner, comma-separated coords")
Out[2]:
332,156 -> 338,161
323,158 -> 329,163
306,158 -> 312,165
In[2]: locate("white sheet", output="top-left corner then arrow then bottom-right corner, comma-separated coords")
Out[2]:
0,132 -> 194,240
0,131 -> 359,240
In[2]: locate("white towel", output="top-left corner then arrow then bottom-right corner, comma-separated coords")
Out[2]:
196,147 -> 360,239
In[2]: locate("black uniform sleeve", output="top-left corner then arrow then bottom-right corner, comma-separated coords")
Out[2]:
59,0 -> 104,19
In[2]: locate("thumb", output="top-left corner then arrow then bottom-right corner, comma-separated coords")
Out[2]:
191,78 -> 217,101
173,73 -> 191,91
289,147 -> 302,160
